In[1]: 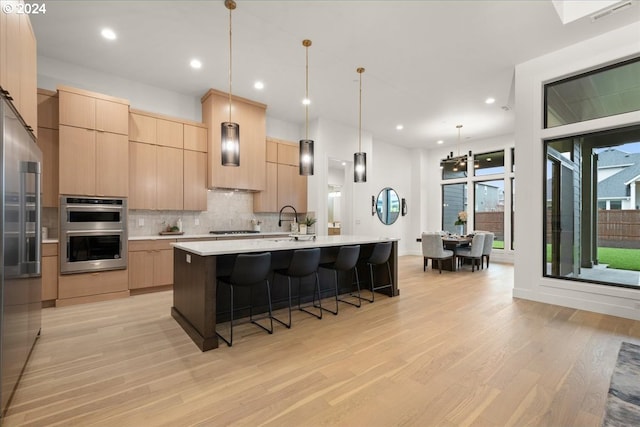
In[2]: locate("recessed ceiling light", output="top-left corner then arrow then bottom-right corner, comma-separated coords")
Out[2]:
190,59 -> 202,69
254,81 -> 264,90
437,140 -> 444,145
485,97 -> 496,104
101,28 -> 117,40
396,124 -> 404,131
302,98 -> 311,105
341,162 -> 346,166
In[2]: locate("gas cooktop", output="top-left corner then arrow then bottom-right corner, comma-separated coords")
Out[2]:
209,230 -> 260,235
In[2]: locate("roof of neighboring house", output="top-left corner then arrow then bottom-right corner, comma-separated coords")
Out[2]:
598,149 -> 640,198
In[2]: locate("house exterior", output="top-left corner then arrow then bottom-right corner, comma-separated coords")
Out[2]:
597,148 -> 640,210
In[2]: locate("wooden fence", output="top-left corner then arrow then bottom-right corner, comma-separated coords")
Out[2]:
484,209 -> 640,248
475,212 -> 504,241
598,210 -> 640,249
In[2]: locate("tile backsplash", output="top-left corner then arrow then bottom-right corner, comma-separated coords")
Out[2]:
128,189 -> 306,236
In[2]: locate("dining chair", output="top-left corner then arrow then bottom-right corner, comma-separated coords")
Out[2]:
455,233 -> 485,272
481,232 -> 495,269
421,232 -> 454,274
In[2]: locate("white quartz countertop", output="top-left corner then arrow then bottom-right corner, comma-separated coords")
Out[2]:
129,232 -> 289,241
172,235 -> 399,256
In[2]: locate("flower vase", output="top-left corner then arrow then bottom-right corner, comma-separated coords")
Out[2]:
458,225 -> 464,236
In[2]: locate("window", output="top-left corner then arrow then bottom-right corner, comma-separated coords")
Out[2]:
511,178 -> 515,250
544,126 -> 640,288
474,180 -> 505,248
442,183 -> 467,234
442,161 -> 467,180
474,150 -> 505,176
545,57 -> 640,128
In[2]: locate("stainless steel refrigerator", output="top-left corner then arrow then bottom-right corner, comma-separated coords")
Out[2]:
0,92 -> 42,418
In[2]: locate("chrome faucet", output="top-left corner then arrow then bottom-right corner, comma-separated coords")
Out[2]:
278,205 -> 298,227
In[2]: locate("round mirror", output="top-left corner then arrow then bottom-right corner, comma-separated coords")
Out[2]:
376,187 -> 400,225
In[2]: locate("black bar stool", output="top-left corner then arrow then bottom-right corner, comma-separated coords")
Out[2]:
273,248 -> 322,328
362,241 -> 393,303
216,252 -> 273,347
319,245 -> 362,314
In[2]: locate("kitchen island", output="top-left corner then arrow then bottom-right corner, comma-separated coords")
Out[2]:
171,235 -> 399,351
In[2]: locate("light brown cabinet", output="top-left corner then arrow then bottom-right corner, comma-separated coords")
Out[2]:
42,243 -> 58,302
184,150 -> 207,211
57,269 -> 129,306
129,142 -> 157,210
128,240 -> 175,289
184,124 -> 207,152
254,138 -> 307,213
129,109 -> 207,211
129,143 -> 185,211
201,89 -> 266,191
37,89 -> 59,207
156,146 -> 183,210
277,163 -> 307,211
58,86 -> 129,197
0,5 -> 37,134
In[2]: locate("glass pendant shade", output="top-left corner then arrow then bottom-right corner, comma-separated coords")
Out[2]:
354,152 -> 367,183
299,139 -> 314,175
221,122 -> 240,166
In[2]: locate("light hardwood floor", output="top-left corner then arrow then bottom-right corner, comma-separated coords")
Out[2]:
4,257 -> 640,426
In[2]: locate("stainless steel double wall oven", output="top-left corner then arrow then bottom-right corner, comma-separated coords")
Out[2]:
60,196 -> 128,274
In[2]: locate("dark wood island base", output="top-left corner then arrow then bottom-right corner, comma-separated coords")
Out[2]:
171,237 -> 399,351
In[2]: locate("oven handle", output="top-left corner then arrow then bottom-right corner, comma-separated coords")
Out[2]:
64,205 -> 123,211
64,229 -> 125,235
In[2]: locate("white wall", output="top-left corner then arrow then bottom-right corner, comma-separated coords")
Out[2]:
514,21 -> 640,321
38,56 -> 202,121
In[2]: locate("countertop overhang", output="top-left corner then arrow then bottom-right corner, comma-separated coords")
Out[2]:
172,235 -> 400,256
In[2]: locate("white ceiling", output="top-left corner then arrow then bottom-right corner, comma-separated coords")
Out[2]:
30,1 -> 640,150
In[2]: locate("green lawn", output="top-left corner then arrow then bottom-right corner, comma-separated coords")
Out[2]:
545,245 -> 640,271
597,247 -> 640,271
493,240 -> 504,249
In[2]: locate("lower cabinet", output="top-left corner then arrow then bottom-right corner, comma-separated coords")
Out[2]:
42,242 -> 58,302
128,239 -> 175,289
57,269 -> 129,306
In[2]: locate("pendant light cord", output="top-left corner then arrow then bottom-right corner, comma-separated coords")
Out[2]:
305,41 -> 309,140
228,1 -> 233,123
357,67 -> 364,152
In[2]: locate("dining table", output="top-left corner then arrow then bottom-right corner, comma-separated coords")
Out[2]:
416,235 -> 472,271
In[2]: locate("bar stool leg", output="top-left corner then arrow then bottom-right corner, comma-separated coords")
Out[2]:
249,280 -> 274,334
299,273 -> 322,319
337,267 -> 362,308
317,270 -> 339,315
272,274 -> 292,329
216,281 -> 233,347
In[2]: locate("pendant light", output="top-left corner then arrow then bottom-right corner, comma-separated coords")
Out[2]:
444,124 -> 471,173
299,39 -> 314,176
354,67 -> 366,183
221,0 -> 239,167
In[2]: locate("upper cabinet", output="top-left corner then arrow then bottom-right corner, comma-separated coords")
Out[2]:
0,4 -> 37,134
201,89 -> 266,191
254,138 -> 307,213
37,89 -> 59,207
58,86 -> 130,197
128,109 -> 207,211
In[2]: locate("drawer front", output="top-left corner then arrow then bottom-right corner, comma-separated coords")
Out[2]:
129,239 -> 176,251
58,269 -> 128,299
42,242 -> 58,257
